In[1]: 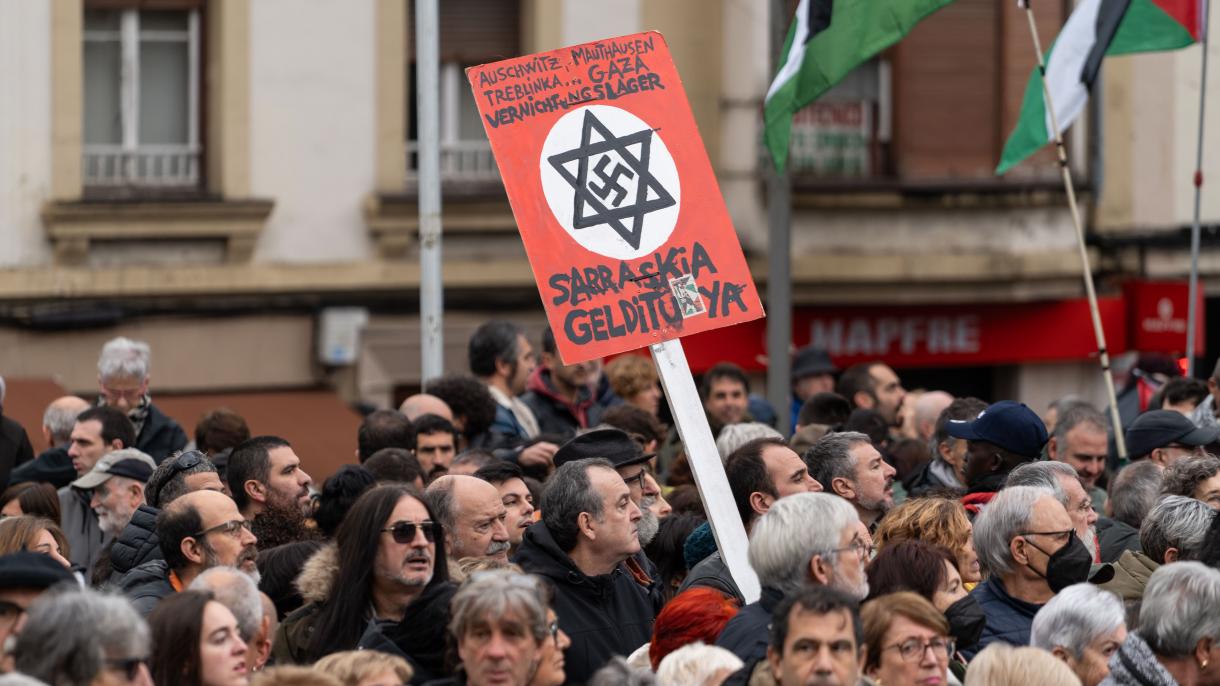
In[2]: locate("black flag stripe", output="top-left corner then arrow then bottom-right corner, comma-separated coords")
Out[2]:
1081,0 -> 1133,89
804,0 -> 835,44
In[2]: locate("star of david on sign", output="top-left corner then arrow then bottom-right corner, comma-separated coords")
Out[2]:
546,109 -> 677,251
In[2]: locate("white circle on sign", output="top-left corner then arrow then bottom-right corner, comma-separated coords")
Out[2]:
539,105 -> 681,261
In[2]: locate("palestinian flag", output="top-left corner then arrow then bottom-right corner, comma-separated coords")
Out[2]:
763,0 -> 957,171
996,0 -> 1205,175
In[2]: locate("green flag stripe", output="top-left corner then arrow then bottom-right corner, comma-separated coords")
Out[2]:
995,0 -> 1196,175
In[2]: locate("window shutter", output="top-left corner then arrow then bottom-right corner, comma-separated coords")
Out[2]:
410,0 -> 520,64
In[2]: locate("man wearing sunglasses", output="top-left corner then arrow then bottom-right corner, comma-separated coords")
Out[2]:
118,489 -> 258,616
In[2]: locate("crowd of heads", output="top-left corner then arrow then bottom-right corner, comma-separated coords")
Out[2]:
1,334 -> 1220,685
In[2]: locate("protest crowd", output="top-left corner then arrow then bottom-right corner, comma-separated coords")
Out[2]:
0,328 -> 1218,686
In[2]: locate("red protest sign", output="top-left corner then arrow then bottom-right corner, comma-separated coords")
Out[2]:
468,32 -> 764,364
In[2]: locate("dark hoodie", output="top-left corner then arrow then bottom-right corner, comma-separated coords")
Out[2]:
513,521 -> 655,686
520,367 -> 593,440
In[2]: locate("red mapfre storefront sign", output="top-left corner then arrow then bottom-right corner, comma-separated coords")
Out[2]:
651,298 -> 1129,373
1124,280 -> 1205,355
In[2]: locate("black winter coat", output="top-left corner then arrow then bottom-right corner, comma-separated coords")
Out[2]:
0,414 -> 34,487
117,559 -> 175,617
715,586 -> 784,666
513,521 -> 655,686
108,504 -> 161,583
962,576 -> 1043,660
135,403 -> 188,464
9,445 -> 75,489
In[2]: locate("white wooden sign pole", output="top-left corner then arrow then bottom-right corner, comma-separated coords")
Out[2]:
651,338 -> 761,603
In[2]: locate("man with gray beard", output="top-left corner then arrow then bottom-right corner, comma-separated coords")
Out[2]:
425,475 -> 511,565
72,448 -> 156,539
553,428 -> 663,545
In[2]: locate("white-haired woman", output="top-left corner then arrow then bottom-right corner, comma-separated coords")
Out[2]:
1032,583 -> 1127,686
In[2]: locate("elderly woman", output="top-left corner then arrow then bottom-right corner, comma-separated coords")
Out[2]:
1031,583 -> 1127,686
1160,455 -> 1220,508
867,540 -> 983,661
1102,562 -> 1220,686
861,592 -> 955,686
874,496 -> 981,584
14,588 -> 154,685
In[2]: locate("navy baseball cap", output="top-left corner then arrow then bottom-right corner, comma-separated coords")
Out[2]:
1124,410 -> 1219,459
945,400 -> 1048,458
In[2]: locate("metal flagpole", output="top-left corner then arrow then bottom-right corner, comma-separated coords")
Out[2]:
766,0 -> 793,428
1019,0 -> 1128,460
416,0 -> 445,382
1187,0 -> 1211,377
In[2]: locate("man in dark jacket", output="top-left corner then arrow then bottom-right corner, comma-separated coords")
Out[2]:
945,400 -> 1048,517
9,396 -> 91,489
108,449 -> 226,583
0,378 -> 34,487
964,485 -> 1088,660
118,489 -> 258,615
96,336 -> 188,463
520,328 -> 597,440
514,458 -> 654,684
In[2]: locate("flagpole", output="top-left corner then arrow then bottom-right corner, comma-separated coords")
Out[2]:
1019,0 -> 1128,460
1187,0 -> 1210,377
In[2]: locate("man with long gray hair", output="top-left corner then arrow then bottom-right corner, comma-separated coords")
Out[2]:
1031,583 -> 1128,686
95,336 -> 188,462
447,571 -> 553,686
14,588 -> 152,685
716,492 -> 868,665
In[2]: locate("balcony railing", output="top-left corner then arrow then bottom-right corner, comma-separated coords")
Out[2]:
83,145 -> 201,187
405,140 -> 500,183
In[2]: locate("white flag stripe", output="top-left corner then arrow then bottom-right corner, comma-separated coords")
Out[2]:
1041,0 -> 1103,139
766,0 -> 812,103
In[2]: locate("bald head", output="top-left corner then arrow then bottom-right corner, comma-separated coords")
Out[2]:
400,393 -> 454,423
43,395 -> 92,447
914,391 -> 954,441
425,474 -> 510,562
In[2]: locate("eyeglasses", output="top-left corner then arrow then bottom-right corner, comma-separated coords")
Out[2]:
883,637 -> 954,662
827,539 -> 873,560
192,519 -> 252,539
621,469 -> 648,491
105,657 -> 149,681
1018,529 -> 1073,539
382,520 -> 439,544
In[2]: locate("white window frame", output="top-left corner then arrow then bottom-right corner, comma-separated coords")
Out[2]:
83,8 -> 201,188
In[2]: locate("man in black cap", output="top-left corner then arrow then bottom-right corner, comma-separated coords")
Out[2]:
1124,409 -> 1218,466
945,400 -> 1049,516
0,551 -> 74,671
789,345 -> 838,433
554,427 -> 663,546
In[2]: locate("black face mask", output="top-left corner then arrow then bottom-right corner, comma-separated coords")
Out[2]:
943,594 -> 986,648
1025,530 -> 1093,593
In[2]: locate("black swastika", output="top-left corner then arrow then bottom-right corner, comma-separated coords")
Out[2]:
590,156 -> 635,207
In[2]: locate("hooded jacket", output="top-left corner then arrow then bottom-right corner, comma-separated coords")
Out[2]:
117,558 -> 175,616
108,504 -> 161,583
513,521 -> 655,685
273,543 -> 453,683
520,367 -> 593,440
1100,549 -> 1160,603
8,445 -> 75,489
962,576 -> 1044,660
0,414 -> 33,487
1100,632 -> 1181,686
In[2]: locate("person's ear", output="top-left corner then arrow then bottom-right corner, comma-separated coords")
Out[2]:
831,477 -> 856,501
245,479 -> 267,506
1196,636 -> 1214,670
107,438 -> 125,451
1051,646 -> 1074,666
937,440 -> 955,464
749,491 -> 772,516
809,553 -> 833,585
130,482 -> 144,507
1046,437 -> 1059,460
1164,547 -> 1180,564
1150,448 -> 1168,467
853,391 -> 875,410
1010,536 -> 1030,566
768,645 -> 783,683
182,537 -> 205,566
577,512 -> 596,541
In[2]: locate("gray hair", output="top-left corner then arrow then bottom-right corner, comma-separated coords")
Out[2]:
98,336 -> 150,382
1139,561 -> 1220,657
1160,454 -> 1220,499
0,674 -> 50,686
973,486 -> 1055,577
1051,404 -> 1107,444
15,589 -> 150,685
748,492 -> 859,598
448,571 -> 549,644
42,400 -> 87,447
189,566 -> 263,642
1140,495 -> 1215,563
146,450 -> 219,509
423,479 -> 457,534
1030,583 -> 1125,659
804,431 -> 872,491
540,458 -> 616,553
656,643 -> 743,685
589,657 -> 656,686
1109,461 -> 1164,528
716,423 -> 783,463
1005,461 -> 1079,509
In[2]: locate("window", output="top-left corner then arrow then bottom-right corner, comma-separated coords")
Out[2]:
784,60 -> 890,179
83,6 -> 201,189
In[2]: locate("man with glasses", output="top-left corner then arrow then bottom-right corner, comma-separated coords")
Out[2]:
965,485 -> 1095,659
95,336 -> 188,463
1124,409 -> 1218,467
718,492 -> 869,666
0,551 -> 74,673
108,449 -> 225,584
1008,461 -> 1102,562
945,400 -> 1049,517
118,489 -> 258,616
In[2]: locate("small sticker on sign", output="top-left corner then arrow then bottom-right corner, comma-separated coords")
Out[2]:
669,275 -> 706,318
